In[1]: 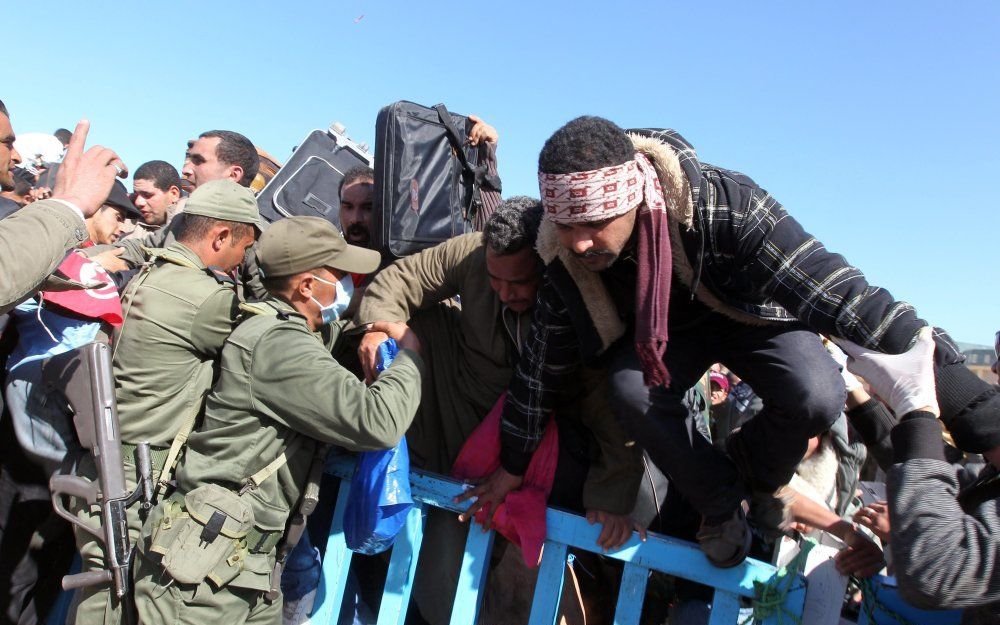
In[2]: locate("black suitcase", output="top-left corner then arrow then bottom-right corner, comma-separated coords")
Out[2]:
372,101 -> 502,260
256,123 -> 373,227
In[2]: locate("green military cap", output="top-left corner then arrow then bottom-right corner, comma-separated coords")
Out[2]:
183,179 -> 263,231
257,216 -> 380,278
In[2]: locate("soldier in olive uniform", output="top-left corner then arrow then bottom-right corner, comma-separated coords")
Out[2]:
131,216 -> 423,625
72,180 -> 261,625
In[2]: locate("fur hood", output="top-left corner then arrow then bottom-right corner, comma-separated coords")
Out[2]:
534,129 -> 763,355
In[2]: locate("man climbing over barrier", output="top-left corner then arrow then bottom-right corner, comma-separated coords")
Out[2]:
458,115 -> 999,568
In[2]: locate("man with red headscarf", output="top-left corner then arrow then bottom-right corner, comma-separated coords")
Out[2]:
458,116 -> 997,568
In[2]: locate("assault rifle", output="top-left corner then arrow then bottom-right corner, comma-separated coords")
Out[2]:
42,342 -> 153,601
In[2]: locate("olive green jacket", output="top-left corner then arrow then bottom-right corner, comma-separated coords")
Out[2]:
0,200 -> 88,314
110,215 -> 268,300
113,241 -> 240,445
355,233 -> 642,514
175,298 -> 423,590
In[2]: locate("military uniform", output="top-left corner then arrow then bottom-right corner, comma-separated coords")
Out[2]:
131,217 -> 421,625
71,181 -> 261,625
111,211 -> 267,301
0,199 -> 88,315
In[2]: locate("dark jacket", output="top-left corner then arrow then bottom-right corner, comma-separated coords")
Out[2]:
500,128 -> 948,473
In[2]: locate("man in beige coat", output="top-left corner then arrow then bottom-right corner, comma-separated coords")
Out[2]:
354,196 -> 642,625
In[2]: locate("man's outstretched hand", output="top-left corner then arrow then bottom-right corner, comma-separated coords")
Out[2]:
454,466 -> 523,530
52,120 -> 128,218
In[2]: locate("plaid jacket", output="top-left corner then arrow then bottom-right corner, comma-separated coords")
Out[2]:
499,129 -> 957,474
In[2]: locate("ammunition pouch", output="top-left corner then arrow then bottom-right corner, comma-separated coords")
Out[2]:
149,485 -> 254,588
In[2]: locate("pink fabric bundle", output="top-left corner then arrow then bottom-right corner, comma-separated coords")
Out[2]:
451,393 -> 558,567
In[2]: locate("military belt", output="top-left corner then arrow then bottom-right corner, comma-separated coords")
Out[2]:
121,442 -> 171,472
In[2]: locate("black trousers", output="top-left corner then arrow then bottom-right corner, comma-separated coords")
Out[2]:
607,300 -> 845,520
0,467 -> 75,625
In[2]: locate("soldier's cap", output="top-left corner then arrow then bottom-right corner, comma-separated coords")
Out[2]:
257,216 -> 380,278
103,180 -> 142,221
183,179 -> 263,232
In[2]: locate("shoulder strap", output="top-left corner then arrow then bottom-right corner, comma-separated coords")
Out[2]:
239,435 -> 311,495
111,260 -> 158,362
239,301 -> 277,318
155,399 -> 203,497
149,247 -> 200,270
238,301 -> 296,321
154,247 -> 236,287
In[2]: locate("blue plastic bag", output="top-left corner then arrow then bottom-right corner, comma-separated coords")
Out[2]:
343,339 -> 414,554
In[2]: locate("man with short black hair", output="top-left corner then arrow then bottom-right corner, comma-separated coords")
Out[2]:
183,130 -> 260,189
106,131 -> 267,298
338,165 -> 374,248
53,128 -> 71,149
125,160 -> 182,238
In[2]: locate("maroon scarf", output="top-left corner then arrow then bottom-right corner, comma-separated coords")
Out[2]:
538,153 -> 671,386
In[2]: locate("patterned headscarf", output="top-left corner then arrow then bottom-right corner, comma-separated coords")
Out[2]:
538,154 -> 672,387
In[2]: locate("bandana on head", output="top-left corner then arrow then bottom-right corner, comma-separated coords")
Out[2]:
538,153 -> 673,387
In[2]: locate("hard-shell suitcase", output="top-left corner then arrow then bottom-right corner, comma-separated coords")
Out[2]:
372,101 -> 502,260
256,123 -> 373,227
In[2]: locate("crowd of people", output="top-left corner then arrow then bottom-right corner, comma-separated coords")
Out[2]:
0,96 -> 998,625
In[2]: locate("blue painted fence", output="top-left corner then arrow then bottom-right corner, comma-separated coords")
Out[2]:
315,456 -> 807,625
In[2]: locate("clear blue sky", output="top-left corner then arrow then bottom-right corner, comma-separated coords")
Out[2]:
6,1 -> 998,345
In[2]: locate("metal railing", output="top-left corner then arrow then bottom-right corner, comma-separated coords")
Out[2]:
316,456 -> 806,625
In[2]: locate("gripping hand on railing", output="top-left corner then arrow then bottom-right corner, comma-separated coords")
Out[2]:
587,509 -> 647,552
454,467 -> 523,530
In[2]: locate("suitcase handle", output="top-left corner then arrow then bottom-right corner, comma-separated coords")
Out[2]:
433,104 -> 503,221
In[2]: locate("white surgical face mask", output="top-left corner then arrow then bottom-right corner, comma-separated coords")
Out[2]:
310,273 -> 354,324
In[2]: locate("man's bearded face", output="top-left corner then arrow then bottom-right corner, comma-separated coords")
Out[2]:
339,180 -> 374,248
553,208 -> 638,272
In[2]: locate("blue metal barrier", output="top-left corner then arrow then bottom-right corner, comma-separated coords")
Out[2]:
316,456 -> 806,625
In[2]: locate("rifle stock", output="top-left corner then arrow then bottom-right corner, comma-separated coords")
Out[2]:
42,342 -> 149,600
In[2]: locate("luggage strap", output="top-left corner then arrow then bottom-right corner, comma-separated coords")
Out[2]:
433,104 -> 502,218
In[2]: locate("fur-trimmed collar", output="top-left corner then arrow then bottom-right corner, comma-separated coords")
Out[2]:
534,132 -> 697,354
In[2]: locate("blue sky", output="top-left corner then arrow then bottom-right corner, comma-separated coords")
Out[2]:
6,1 -> 998,344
